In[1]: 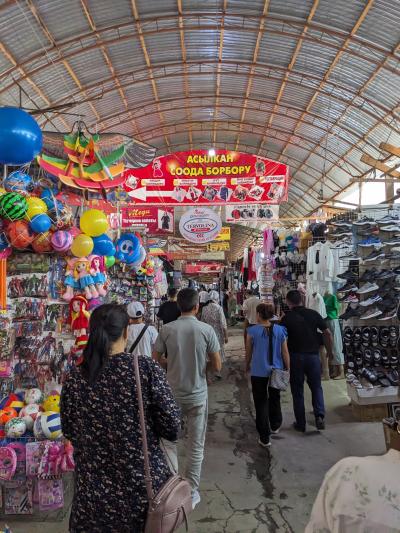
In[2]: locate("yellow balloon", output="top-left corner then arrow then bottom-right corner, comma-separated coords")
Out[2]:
0,188 -> 6,196
80,209 -> 109,237
25,197 -> 47,220
71,233 -> 94,257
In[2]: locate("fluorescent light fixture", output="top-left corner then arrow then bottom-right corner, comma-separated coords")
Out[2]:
208,148 -> 216,157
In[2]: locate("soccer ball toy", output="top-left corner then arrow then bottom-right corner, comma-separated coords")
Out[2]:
19,403 -> 41,431
5,418 -> 26,438
24,388 -> 44,405
34,411 -> 62,441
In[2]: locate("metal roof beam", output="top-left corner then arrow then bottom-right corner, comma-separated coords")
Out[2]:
213,0 -> 227,145
234,0 -> 270,150
130,0 -> 170,148
79,0 -> 139,137
177,0 -> 193,149
2,17 -> 398,94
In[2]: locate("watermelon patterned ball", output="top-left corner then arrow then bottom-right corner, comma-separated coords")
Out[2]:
0,192 -> 28,221
19,403 -> 41,431
5,417 -> 26,438
24,388 -> 44,405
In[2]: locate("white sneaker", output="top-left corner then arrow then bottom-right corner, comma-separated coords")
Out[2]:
270,426 -> 281,435
192,490 -> 201,510
258,438 -> 271,448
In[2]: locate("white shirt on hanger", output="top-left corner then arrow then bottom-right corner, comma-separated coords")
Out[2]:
306,292 -> 327,318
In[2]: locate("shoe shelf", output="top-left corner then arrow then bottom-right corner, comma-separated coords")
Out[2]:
347,382 -> 399,405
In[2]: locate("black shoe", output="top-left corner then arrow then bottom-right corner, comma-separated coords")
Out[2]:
315,416 -> 325,430
292,422 -> 305,433
360,268 -> 378,282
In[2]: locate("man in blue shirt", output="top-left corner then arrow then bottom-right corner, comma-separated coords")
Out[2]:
245,303 -> 290,448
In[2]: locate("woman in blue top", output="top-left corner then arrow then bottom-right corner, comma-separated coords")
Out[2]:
245,303 -> 290,448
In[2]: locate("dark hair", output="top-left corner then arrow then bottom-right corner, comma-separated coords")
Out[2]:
81,304 -> 129,385
168,288 -> 177,298
177,288 -> 199,313
286,289 -> 302,306
246,288 -> 255,296
256,303 -> 275,321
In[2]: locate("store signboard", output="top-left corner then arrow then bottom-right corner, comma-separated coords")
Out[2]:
179,207 -> 222,244
225,204 -> 279,222
214,227 -> 230,241
207,241 -> 230,252
199,251 -> 225,260
123,150 -> 289,205
184,262 -> 223,274
120,206 -> 174,234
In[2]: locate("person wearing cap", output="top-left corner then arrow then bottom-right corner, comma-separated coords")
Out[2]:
127,301 -> 158,358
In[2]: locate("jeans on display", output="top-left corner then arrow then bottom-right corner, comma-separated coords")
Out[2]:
290,352 -> 325,429
250,376 -> 282,442
326,319 -> 344,365
162,399 -> 208,491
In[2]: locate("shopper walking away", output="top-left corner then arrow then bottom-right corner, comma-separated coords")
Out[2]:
281,290 -> 333,432
227,291 -> 238,326
200,290 -> 228,379
198,285 -> 209,314
243,289 -> 260,344
153,288 -> 221,509
157,288 -> 181,325
60,304 -> 180,533
222,290 -> 229,319
306,449 -> 400,532
127,301 -> 158,358
246,303 -> 290,447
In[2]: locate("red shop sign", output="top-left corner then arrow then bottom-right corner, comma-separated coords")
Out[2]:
184,262 -> 223,274
121,206 -> 174,234
123,150 -> 289,205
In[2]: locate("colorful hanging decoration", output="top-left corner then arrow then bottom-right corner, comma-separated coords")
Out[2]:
37,132 -> 126,192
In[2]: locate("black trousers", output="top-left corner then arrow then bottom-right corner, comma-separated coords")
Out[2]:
251,376 -> 282,442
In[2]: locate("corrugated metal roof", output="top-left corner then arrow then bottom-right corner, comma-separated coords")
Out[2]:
0,0 -> 399,218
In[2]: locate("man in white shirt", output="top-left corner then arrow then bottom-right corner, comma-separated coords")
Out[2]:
126,302 -> 158,357
243,290 -> 260,344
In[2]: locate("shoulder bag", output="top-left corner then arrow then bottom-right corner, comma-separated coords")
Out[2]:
133,354 -> 192,533
267,324 -> 290,391
129,323 -> 149,353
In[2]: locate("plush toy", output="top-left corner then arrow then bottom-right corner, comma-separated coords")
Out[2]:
74,258 -> 98,300
62,257 -> 77,301
69,295 -> 90,337
89,255 -> 107,297
42,394 -> 60,414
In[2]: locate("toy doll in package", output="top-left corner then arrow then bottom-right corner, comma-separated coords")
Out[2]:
4,482 -> 33,514
38,478 -> 64,511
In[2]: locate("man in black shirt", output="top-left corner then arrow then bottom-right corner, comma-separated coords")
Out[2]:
157,288 -> 181,325
281,290 -> 333,432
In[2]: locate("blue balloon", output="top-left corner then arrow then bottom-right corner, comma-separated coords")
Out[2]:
0,107 -> 42,165
30,213 -> 51,233
4,171 -> 33,193
92,234 -> 115,256
115,234 -> 141,264
0,233 -> 9,251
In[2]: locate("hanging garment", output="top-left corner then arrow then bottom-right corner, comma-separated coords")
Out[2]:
307,242 -> 335,282
326,319 -> 344,365
306,292 -> 327,318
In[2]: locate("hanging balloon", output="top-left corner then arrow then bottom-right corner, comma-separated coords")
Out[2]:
131,245 -> 147,267
6,220 -> 34,249
4,171 -> 33,194
0,107 -> 43,165
0,233 -> 9,251
115,234 -> 141,264
32,231 -> 53,253
29,213 -> 52,233
40,189 -> 56,209
51,230 -> 72,252
25,197 -> 48,220
71,234 -> 94,257
0,192 -> 28,221
79,209 -> 109,237
92,234 -> 115,256
0,188 -> 5,196
104,255 -> 116,268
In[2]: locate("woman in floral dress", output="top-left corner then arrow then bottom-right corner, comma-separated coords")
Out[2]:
60,304 -> 180,533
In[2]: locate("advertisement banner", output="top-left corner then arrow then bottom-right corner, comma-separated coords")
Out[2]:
214,227 -> 230,241
123,150 -> 289,205
179,207 -> 222,244
184,262 -> 223,274
225,204 -> 279,223
207,242 -> 230,252
120,206 -> 174,234
199,251 -> 226,261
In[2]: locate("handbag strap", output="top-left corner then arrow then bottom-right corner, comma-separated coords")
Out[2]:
133,353 -> 154,502
129,323 -> 149,354
267,323 -> 274,367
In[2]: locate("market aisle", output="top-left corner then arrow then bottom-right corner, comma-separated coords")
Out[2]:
7,327 -> 386,533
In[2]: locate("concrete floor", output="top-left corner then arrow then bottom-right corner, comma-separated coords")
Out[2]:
5,327 -> 386,533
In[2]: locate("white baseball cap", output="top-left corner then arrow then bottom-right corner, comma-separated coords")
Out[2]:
127,301 -> 145,318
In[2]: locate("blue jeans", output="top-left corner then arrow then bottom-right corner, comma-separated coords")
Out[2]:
290,352 -> 325,429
